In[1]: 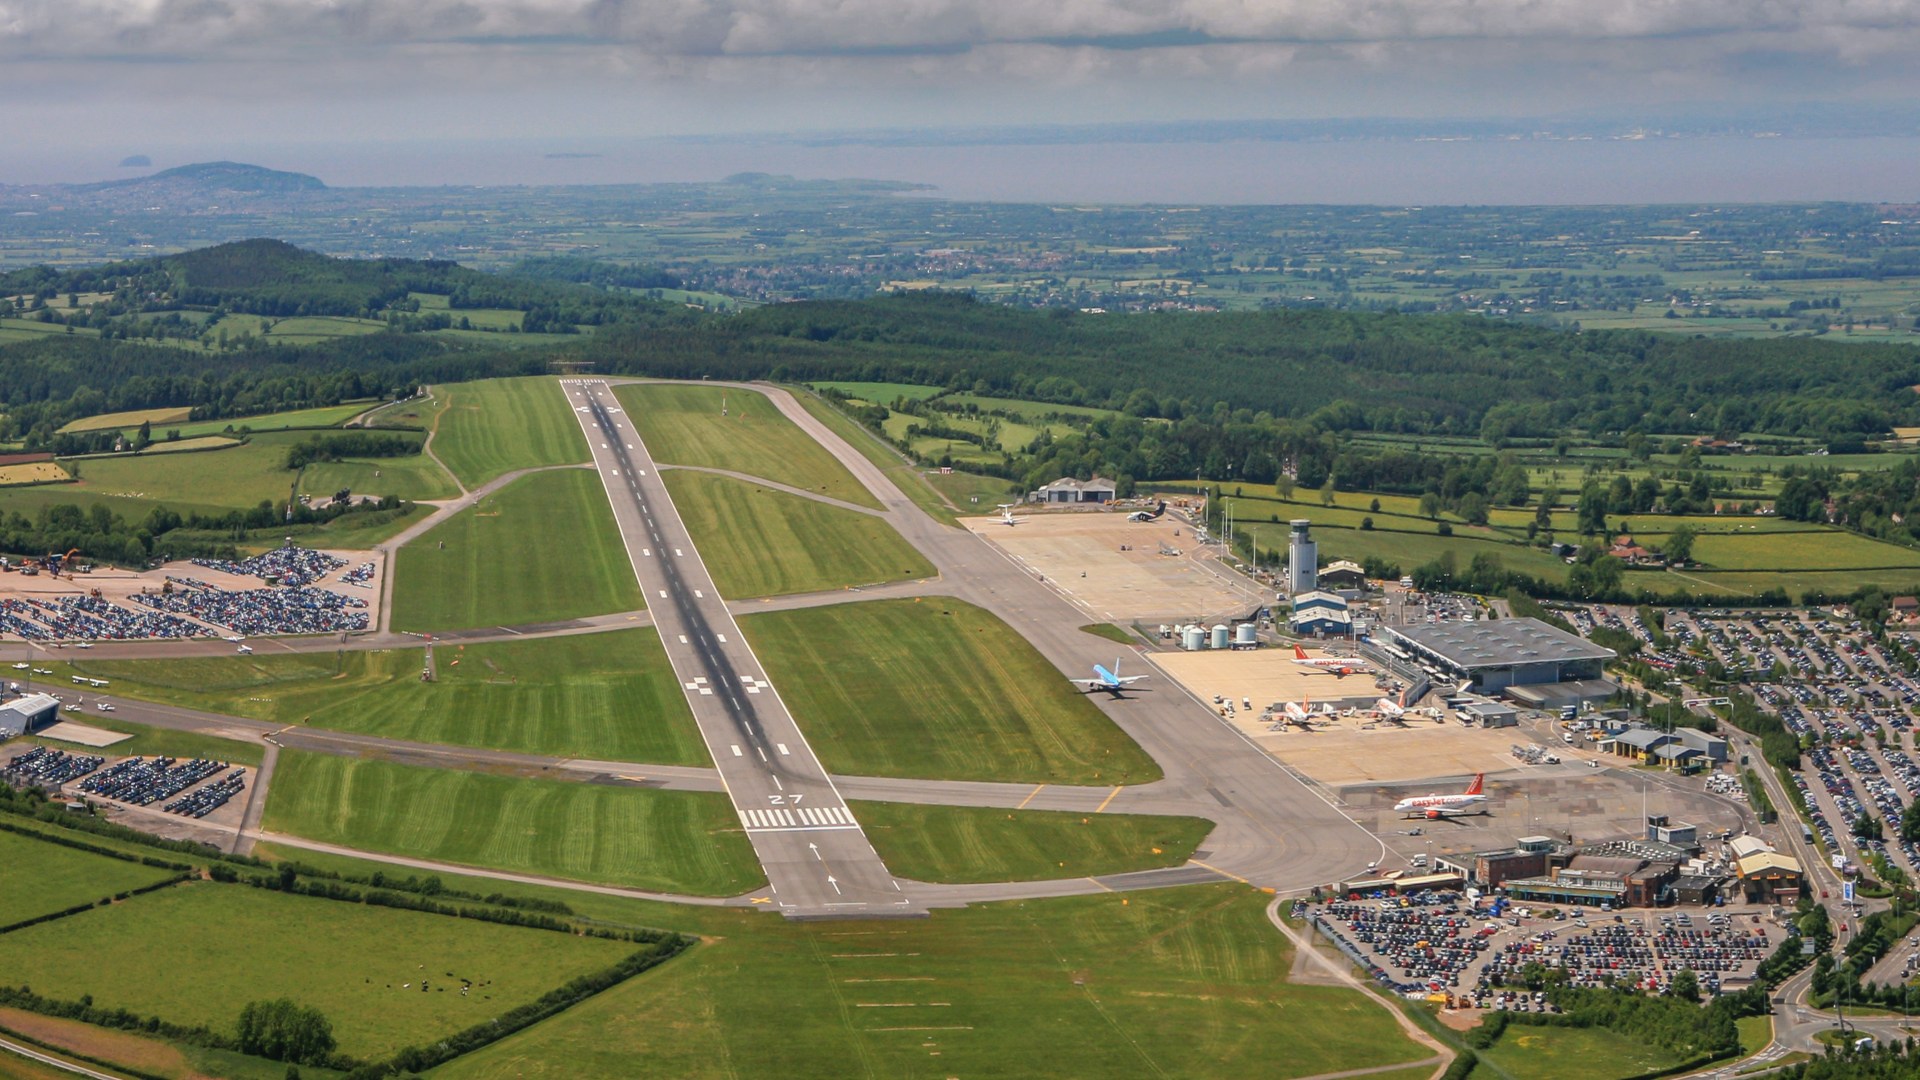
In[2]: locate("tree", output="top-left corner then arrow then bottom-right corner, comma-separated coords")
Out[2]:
1275,475 -> 1296,500
1319,479 -> 1336,506
1669,967 -> 1700,1003
1418,492 -> 1442,519
1663,523 -> 1697,565
236,999 -> 336,1066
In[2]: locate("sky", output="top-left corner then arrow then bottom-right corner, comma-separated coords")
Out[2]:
1,0 -> 1918,195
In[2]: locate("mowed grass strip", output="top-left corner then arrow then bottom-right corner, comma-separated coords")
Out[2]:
430,884 -> 1428,1080
57,628 -> 707,766
264,753 -> 761,896
662,470 -> 932,598
744,598 -> 1160,784
618,383 -> 881,509
392,469 -> 642,632
0,878 -> 630,1061
0,829 -> 176,922
851,801 -> 1212,883
431,377 -> 589,489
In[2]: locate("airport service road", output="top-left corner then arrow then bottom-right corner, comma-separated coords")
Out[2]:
563,379 -> 919,919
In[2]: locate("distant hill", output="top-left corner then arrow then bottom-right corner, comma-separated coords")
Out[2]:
79,161 -> 325,196
0,239 -> 690,329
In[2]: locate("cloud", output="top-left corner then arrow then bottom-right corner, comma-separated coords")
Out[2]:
2,0 -> 1918,61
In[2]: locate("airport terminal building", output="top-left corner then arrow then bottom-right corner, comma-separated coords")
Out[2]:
1378,617 -> 1615,695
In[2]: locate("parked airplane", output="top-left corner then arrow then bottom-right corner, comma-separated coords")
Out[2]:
1278,697 -> 1332,728
1373,696 -> 1407,719
1393,774 -> 1488,819
997,503 -> 1020,526
1072,659 -> 1149,696
1292,644 -> 1369,677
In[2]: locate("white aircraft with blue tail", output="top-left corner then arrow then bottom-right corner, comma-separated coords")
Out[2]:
1072,658 -> 1150,696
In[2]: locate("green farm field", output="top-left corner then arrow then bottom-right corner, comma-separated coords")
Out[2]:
157,401 -> 379,439
662,470 -> 932,598
852,801 -> 1213,883
618,383 -> 881,509
807,380 -> 945,403
430,378 -> 589,489
0,879 -> 631,1061
0,1005 -> 315,1080
392,469 -> 642,632
264,753 -> 761,896
58,432 -> 308,512
744,598 -> 1160,785
0,829 -> 176,923
430,884 -> 1426,1080
1688,529 -> 1920,571
55,627 -> 705,764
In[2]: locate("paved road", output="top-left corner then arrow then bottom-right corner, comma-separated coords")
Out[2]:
564,378 -> 919,918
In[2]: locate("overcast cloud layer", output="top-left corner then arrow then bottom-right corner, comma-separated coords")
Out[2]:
0,0 -> 1915,185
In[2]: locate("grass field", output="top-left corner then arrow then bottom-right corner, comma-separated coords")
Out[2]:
264,753 -> 761,896
137,435 -> 241,454
662,470 -> 932,598
1477,1023 -> 1686,1080
1689,530 -> 1920,571
430,378 -> 589,489
852,801 -> 1212,883
300,449 -> 460,502
0,829 -> 176,923
392,469 -> 642,632
58,406 -> 191,434
56,628 -> 707,765
788,388 -> 965,526
59,432 -> 306,513
0,879 -> 631,1061
808,380 -> 946,403
0,461 -> 68,485
146,402 -> 378,440
744,598 -> 1160,785
429,883 -> 1426,1080
618,383 -> 882,509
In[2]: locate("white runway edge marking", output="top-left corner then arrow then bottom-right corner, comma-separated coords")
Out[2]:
731,745 -> 743,757
777,743 -> 790,755
658,590 -> 668,599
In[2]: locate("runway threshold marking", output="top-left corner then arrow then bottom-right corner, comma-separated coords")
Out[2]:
1015,784 -> 1047,810
1093,785 -> 1124,813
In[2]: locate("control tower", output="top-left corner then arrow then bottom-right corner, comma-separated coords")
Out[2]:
1287,520 -> 1317,597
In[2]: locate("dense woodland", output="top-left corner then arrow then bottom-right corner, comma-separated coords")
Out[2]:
8,243 -> 1920,572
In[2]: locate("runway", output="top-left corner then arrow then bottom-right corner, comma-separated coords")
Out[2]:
562,379 -> 920,918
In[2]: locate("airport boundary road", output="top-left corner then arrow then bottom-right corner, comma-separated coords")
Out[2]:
562,378 -> 920,918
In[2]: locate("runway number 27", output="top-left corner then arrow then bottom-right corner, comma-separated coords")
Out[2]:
768,794 -> 804,805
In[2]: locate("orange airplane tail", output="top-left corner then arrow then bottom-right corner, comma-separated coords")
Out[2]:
1294,644 -> 1309,660
1464,773 -> 1484,797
